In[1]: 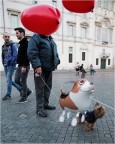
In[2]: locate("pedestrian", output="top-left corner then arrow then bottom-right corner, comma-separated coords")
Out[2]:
79,64 -> 87,78
27,34 -> 60,117
2,32 -> 22,101
90,64 -> 96,75
14,27 -> 32,103
75,62 -> 80,75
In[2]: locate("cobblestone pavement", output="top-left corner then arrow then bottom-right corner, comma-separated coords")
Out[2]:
1,69 -> 114,143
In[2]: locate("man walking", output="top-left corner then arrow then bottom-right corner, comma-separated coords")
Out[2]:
14,27 -> 32,103
28,34 -> 60,117
2,32 -> 22,100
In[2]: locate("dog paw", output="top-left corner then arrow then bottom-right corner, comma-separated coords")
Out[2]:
67,112 -> 70,119
81,115 -> 85,122
59,116 -> 65,122
76,112 -> 80,117
71,118 -> 77,126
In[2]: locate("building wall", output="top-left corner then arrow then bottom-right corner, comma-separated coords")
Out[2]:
0,0 -> 115,71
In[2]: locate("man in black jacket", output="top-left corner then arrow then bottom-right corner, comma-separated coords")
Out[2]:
14,27 -> 32,103
28,34 -> 60,117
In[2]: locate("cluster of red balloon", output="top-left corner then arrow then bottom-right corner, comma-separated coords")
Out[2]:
21,0 -> 95,35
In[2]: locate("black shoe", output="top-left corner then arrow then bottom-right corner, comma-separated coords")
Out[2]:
2,95 -> 11,101
27,90 -> 33,97
17,98 -> 28,103
19,89 -> 23,97
44,105 -> 56,110
37,110 -> 47,117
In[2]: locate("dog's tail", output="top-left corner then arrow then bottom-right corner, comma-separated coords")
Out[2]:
60,88 -> 69,99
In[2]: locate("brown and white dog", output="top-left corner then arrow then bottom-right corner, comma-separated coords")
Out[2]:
59,79 -> 94,126
77,102 -> 105,131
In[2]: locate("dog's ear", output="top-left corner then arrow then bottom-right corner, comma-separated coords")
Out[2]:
94,102 -> 100,109
97,106 -> 105,118
95,102 -> 99,106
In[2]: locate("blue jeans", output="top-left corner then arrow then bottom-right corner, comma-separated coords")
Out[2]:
90,69 -> 96,75
4,66 -> 21,96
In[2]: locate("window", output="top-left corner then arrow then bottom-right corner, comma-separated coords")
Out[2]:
69,54 -> 72,63
96,58 -> 99,65
108,59 -> 110,65
102,19 -> 112,45
102,49 -> 105,55
98,0 -> 101,7
69,47 -> 73,53
69,47 -> 73,63
109,1 -> 113,10
109,29 -> 112,43
96,26 -> 101,41
32,0 -> 37,4
102,27 -> 109,44
82,52 -> 85,61
52,0 -> 57,7
7,9 -> 20,29
11,14 -> 18,28
103,0 -> 108,9
81,27 -> 87,39
80,22 -> 89,39
68,24 -> 75,36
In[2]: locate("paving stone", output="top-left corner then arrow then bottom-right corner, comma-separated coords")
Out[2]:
1,70 -> 114,143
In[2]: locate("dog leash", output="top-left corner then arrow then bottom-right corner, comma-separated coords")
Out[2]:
35,74 -> 58,97
36,74 -> 115,111
90,75 -> 115,111
90,96 -> 115,111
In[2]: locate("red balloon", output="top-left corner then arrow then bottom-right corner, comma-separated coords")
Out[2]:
62,0 -> 95,13
21,4 -> 61,35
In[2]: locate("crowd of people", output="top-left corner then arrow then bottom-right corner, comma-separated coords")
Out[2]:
75,62 -> 96,78
2,27 -> 60,118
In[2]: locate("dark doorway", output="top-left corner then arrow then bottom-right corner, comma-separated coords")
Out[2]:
101,59 -> 106,69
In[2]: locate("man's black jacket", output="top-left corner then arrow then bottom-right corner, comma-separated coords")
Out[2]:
27,34 -> 60,71
17,37 -> 29,67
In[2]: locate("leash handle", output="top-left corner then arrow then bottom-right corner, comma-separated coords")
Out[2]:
35,73 -> 40,77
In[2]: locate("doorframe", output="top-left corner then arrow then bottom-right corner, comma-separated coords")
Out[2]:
100,58 -> 106,69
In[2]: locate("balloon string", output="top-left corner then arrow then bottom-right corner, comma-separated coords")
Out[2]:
39,75 -> 58,97
90,97 -> 115,111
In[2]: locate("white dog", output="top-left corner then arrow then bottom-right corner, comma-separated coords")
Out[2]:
59,79 -> 94,126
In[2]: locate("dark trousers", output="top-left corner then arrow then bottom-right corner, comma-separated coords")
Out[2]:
34,71 -> 52,111
14,66 -> 31,98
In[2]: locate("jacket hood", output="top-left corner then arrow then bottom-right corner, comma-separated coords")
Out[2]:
5,40 -> 13,46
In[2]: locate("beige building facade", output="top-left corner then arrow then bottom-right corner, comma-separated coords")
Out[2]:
0,0 -> 115,70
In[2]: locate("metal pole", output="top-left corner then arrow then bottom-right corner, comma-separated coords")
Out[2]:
62,2 -> 64,54
2,0 -> 5,32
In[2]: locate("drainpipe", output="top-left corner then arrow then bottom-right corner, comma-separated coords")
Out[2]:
2,0 -> 5,32
62,3 -> 64,54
